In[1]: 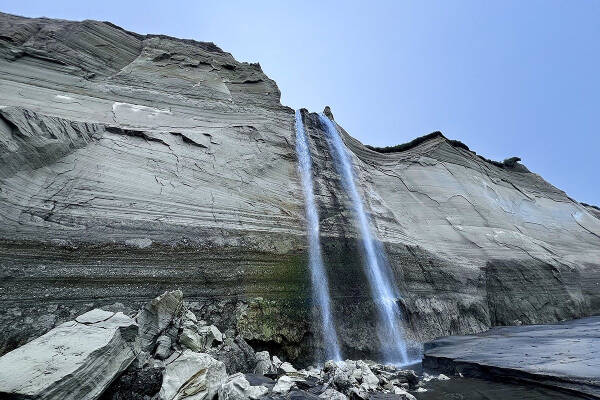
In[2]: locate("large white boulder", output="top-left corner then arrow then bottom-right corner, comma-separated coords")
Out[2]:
272,375 -> 296,395
0,309 -> 138,400
277,361 -> 297,375
218,372 -> 268,400
159,350 -> 227,400
352,360 -> 379,391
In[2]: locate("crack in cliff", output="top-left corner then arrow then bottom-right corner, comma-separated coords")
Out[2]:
105,126 -> 171,148
169,131 -> 208,149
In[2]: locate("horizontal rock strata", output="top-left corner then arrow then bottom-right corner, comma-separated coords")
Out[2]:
0,309 -> 138,400
0,11 -> 599,362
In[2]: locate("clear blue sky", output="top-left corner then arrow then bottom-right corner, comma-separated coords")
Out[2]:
3,1 -> 599,204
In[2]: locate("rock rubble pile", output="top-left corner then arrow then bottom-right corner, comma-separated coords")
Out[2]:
0,291 -> 446,400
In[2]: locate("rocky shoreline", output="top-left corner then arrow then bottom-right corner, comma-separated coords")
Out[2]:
0,290 -> 446,400
3,289 -> 592,399
1,11 -> 600,400
423,317 -> 600,398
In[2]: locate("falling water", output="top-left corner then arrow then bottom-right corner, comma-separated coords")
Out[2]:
319,113 -> 409,365
295,110 -> 342,362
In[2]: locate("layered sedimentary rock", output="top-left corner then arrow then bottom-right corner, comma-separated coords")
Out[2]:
0,309 -> 138,400
0,12 -> 599,362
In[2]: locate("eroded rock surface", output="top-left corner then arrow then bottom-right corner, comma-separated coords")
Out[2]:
159,350 -> 228,400
0,309 -> 138,400
423,317 -> 600,398
0,12 -> 599,363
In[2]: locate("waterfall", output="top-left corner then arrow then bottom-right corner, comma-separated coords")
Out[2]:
295,110 -> 342,362
319,114 -> 409,365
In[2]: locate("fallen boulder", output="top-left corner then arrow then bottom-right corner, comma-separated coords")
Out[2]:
319,388 -> 348,399
180,323 -> 223,353
137,290 -> 184,353
159,350 -> 227,400
253,351 -> 275,375
0,309 -> 138,400
277,361 -> 297,375
210,335 -> 257,374
155,335 -> 173,360
218,372 -> 268,399
272,375 -> 297,395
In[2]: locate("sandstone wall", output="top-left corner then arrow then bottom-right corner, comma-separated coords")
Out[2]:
1,12 -> 599,362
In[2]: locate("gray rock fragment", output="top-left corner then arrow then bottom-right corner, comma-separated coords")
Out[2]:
278,361 -> 297,375
137,290 -> 184,352
210,335 -> 257,374
0,309 -> 138,400
159,350 -> 227,400
319,388 -> 348,399
254,351 -> 275,375
180,324 -> 223,353
154,335 -> 173,360
272,375 -> 297,395
218,372 -> 269,400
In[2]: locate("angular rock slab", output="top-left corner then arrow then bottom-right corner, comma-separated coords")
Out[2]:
0,309 -> 138,400
160,350 -> 227,400
423,316 -> 600,398
137,290 -> 184,352
218,372 -> 268,400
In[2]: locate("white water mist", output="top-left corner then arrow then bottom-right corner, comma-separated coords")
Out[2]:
319,113 -> 409,365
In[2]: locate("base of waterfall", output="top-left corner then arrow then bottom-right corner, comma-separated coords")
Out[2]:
1,290 -> 593,400
0,290 -> 429,400
423,317 -> 600,399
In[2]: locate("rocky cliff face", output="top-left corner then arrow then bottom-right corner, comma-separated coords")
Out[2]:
1,12 -> 599,363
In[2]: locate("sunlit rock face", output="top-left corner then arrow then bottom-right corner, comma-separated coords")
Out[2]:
1,12 -> 599,363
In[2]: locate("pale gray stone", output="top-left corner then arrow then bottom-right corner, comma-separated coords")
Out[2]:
180,326 -> 205,352
272,375 -> 296,395
0,309 -> 137,400
202,324 -> 223,344
184,310 -> 198,324
271,356 -> 283,371
180,324 -> 222,353
137,290 -> 184,352
278,361 -> 297,374
75,308 -> 114,324
159,350 -> 227,400
253,351 -> 275,375
392,387 -> 417,399
218,372 -> 268,400
154,335 -> 172,360
319,388 -> 348,400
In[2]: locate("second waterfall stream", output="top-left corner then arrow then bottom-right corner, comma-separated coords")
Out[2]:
318,113 -> 410,365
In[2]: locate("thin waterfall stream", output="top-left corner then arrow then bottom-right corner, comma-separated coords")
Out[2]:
295,110 -> 342,362
319,113 -> 410,365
